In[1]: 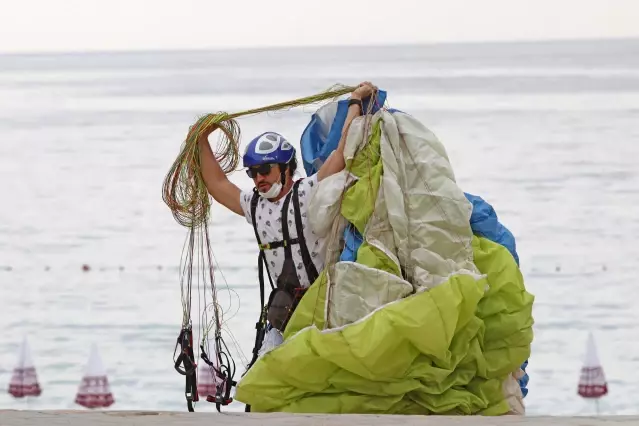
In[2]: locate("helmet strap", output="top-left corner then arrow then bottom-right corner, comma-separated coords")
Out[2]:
279,163 -> 288,186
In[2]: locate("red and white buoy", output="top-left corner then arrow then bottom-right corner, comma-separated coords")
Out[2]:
8,336 -> 42,399
197,360 -> 223,399
578,331 -> 608,413
75,343 -> 114,409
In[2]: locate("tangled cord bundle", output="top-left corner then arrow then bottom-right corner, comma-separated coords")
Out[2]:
162,84 -> 359,228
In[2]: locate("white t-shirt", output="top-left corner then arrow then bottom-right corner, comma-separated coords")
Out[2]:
239,174 -> 325,288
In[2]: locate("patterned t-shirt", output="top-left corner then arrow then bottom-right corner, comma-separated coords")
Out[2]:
239,174 -> 325,288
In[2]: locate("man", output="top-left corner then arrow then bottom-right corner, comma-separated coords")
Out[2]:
197,82 -> 376,337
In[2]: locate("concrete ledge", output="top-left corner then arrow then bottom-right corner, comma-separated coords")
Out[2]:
1,411 -> 638,426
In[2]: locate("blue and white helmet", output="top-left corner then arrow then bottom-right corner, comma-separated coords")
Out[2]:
242,132 -> 295,168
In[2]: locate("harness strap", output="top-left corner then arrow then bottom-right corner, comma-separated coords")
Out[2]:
249,179 -> 318,289
247,190 -> 270,383
244,180 -> 312,411
253,184 -> 298,253
200,342 -> 236,411
292,182 -> 319,284
246,185 -> 294,367
250,191 -> 274,291
173,327 -> 198,412
258,238 -> 299,250
280,183 -> 297,262
245,180 -> 313,355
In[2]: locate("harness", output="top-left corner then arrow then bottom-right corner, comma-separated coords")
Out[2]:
173,327 -> 236,413
173,327 -> 198,412
244,179 -> 319,411
173,214 -> 237,413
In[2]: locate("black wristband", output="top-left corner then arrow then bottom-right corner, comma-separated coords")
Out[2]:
348,98 -> 363,110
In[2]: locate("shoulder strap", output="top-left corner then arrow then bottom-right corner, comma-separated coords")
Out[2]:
292,180 -> 319,285
280,188 -> 296,261
250,190 -> 274,293
250,189 -> 261,245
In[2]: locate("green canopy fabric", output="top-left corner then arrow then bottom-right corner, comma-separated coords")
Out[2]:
235,110 -> 534,415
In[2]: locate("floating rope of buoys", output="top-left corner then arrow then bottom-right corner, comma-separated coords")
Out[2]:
0,263 -> 614,273
0,264 -> 178,271
161,84 -> 356,228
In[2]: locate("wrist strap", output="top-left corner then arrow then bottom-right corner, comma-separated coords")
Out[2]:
348,98 -> 363,110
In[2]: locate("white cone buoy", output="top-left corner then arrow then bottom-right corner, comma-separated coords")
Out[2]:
8,336 -> 42,398
578,331 -> 608,400
75,343 -> 114,409
197,361 -> 223,398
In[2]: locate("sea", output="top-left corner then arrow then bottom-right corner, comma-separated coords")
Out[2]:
1,38 -> 638,416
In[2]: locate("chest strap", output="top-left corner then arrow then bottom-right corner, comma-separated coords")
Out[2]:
250,183 -> 296,253
256,185 -> 297,252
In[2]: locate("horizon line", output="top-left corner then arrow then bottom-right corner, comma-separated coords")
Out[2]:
2,35 -> 638,58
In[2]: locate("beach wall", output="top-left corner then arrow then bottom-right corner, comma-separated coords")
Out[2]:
1,411 -> 638,426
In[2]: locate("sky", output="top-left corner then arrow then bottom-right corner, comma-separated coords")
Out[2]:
1,0 -> 638,53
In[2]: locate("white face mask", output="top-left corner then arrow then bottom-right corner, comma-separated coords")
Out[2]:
258,181 -> 282,199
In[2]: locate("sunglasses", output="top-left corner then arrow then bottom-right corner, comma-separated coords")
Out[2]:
246,163 -> 275,178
